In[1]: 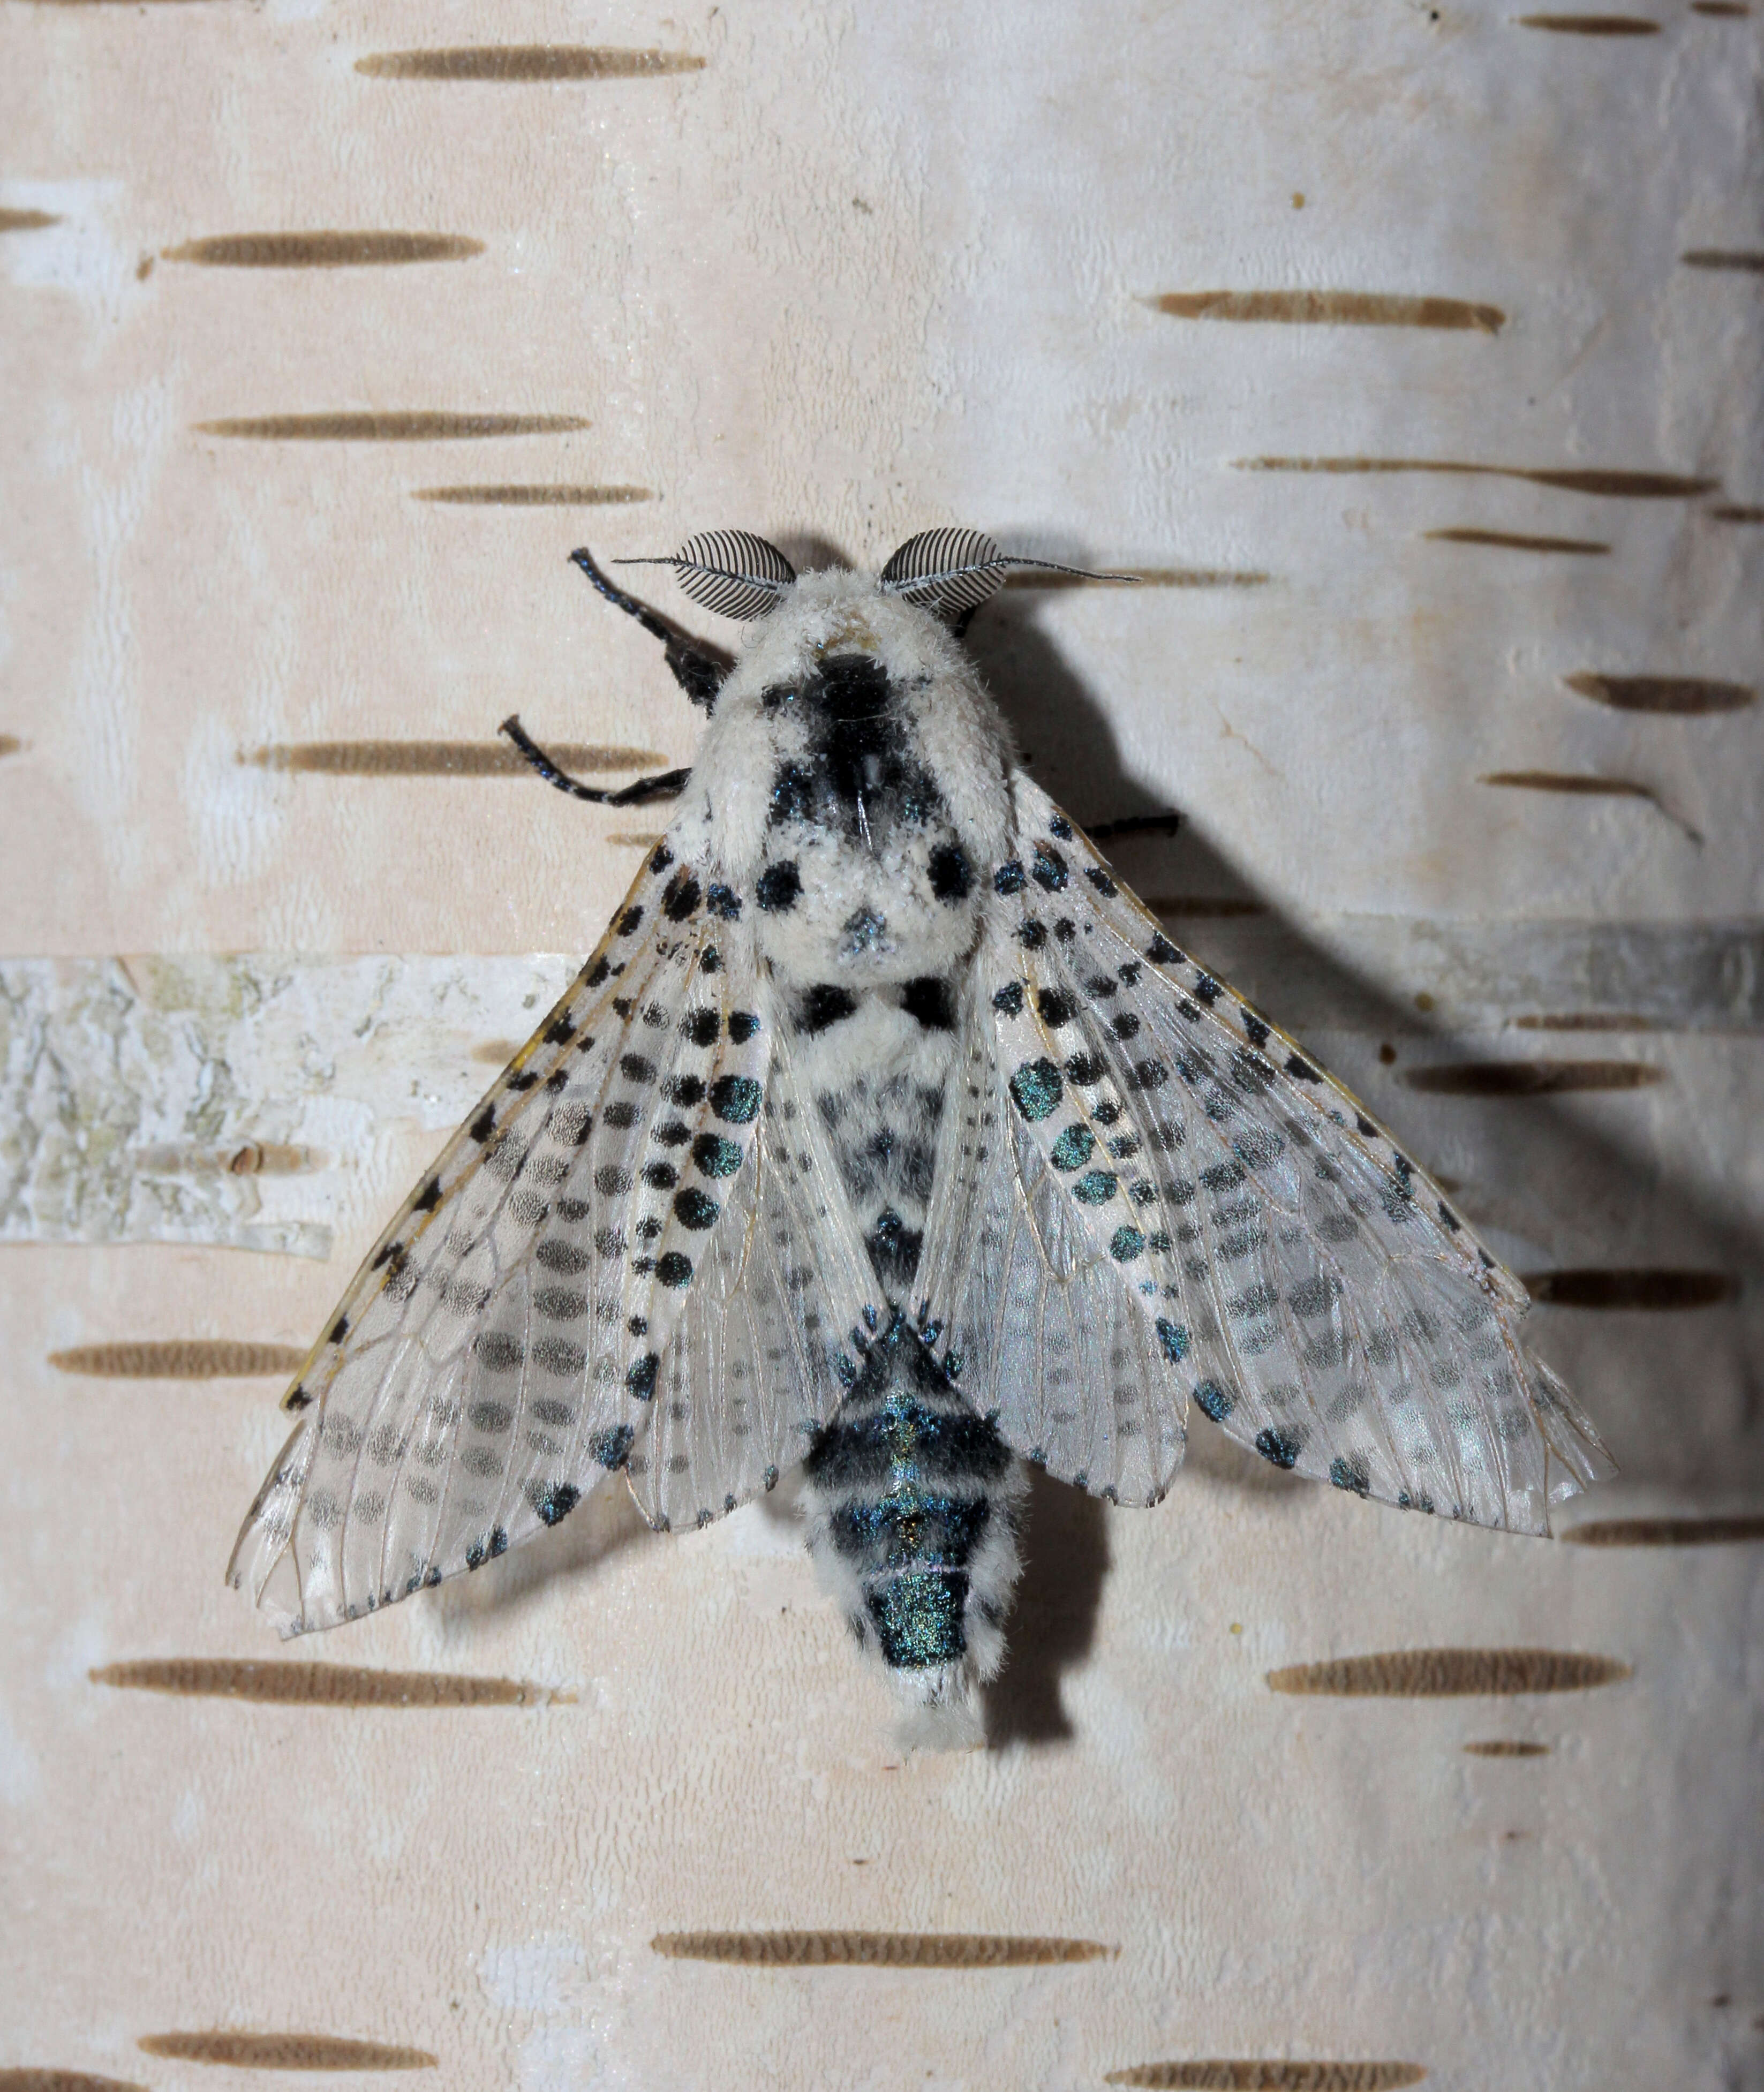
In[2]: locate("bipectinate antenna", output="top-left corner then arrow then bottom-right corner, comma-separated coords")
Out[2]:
879,526 -> 1136,625
617,529 -> 797,622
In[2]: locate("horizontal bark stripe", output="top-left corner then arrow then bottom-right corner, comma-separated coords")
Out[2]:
1267,1649 -> 1630,1695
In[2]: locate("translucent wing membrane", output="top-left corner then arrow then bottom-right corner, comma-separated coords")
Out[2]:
229,842 -> 798,1632
623,530 -> 797,622
924,773 -> 1613,1532
632,1022 -> 879,1531
915,1006 -> 1188,1508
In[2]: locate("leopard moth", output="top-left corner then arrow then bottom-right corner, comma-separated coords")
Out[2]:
230,526 -> 1614,1742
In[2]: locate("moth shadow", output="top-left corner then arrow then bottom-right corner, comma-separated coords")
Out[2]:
432,1475 -> 658,1638
966,591 -> 1764,1515
1182,1417 -> 1314,1498
984,1466 -> 1110,1747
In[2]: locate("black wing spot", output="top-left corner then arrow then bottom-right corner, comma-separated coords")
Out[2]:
1008,1059 -> 1064,1122
1085,865 -> 1118,896
682,1010 -> 719,1048
991,981 -> 1024,1016
545,1013 -> 577,1046
533,1482 -> 582,1526
1256,1428 -> 1301,1469
413,1176 -> 442,1212
994,860 -> 1026,895
1031,844 -> 1069,893
617,905 -> 644,937
673,1187 -> 721,1229
662,871 -> 702,922
711,1075 -> 761,1123
728,1010 -> 760,1044
469,1107 -> 496,1143
1194,1379 -> 1234,1421
692,1132 -> 744,1178
1146,934 -> 1182,965
1285,1054 -> 1320,1082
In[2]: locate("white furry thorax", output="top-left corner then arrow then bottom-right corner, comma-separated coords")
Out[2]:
672,570 -> 1016,991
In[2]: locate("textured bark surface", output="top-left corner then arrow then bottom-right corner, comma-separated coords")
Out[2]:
1,5 -> 1759,2089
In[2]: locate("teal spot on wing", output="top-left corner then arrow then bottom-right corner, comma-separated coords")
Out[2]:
1050,1124 -> 1094,1171
1073,1170 -> 1119,1205
691,1132 -> 744,1178
1009,1058 -> 1063,1122
1195,1379 -> 1233,1421
710,1074 -> 761,1123
1109,1226 -> 1145,1262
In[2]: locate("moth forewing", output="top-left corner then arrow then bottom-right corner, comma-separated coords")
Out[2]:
979,771 -> 1611,1532
228,832 -> 776,1630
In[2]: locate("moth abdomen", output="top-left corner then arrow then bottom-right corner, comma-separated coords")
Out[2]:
802,1311 -> 1026,1695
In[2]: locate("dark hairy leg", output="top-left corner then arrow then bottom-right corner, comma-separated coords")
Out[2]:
498,715 -> 691,807
569,547 -> 728,711
1082,811 -> 1182,842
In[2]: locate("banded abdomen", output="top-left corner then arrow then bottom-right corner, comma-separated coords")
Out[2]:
801,1313 -> 1027,1716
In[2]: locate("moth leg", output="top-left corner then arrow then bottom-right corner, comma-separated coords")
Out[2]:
1082,811 -> 1183,842
499,714 -> 691,807
569,546 -> 728,711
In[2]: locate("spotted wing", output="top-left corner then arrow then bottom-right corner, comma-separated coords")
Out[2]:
925,771 -> 1614,1533
914,993 -> 1189,1509
627,1014 -> 880,1532
228,844 -> 779,1633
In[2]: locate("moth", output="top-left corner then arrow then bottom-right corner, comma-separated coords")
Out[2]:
231,526 -> 1614,1740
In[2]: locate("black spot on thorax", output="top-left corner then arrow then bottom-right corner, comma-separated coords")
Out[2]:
765,652 -> 944,844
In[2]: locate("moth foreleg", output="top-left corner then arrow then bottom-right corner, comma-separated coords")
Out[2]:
499,713 -> 691,807
569,546 -> 728,711
1081,811 -> 1183,842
